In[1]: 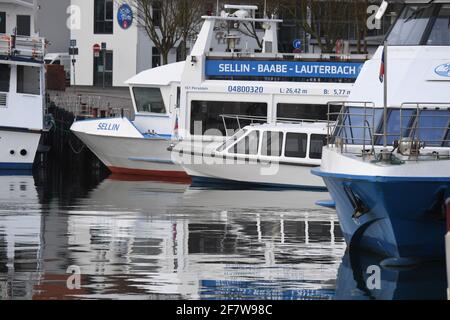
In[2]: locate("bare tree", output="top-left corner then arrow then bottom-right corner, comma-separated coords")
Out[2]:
131,0 -> 206,65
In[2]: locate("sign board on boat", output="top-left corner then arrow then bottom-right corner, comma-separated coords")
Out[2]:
205,60 -> 364,80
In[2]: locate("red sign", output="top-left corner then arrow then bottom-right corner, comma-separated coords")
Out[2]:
93,43 -> 101,53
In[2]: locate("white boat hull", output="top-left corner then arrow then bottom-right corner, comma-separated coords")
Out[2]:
73,131 -> 187,178
0,129 -> 41,170
71,117 -> 188,178
177,153 -> 325,189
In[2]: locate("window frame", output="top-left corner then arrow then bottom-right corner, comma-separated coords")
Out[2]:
261,131 -> 284,157
0,64 -> 11,93
284,132 -> 308,159
132,86 -> 167,114
0,11 -> 6,34
228,130 -> 260,156
16,65 -> 41,95
16,15 -> 31,36
94,0 -> 114,34
385,4 -> 450,46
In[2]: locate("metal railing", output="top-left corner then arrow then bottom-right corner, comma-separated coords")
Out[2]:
326,101 -> 450,160
0,34 -> 46,62
400,102 -> 450,148
220,114 -> 323,135
327,101 -> 377,154
47,92 -> 132,119
207,52 -> 370,62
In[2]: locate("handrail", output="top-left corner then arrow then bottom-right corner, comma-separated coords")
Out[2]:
326,101 -> 450,159
0,34 -> 46,62
219,114 -> 325,134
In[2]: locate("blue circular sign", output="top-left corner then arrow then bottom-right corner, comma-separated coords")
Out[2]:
293,39 -> 302,50
117,4 -> 133,30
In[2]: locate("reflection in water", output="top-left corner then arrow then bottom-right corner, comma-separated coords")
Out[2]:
0,170 -> 446,300
335,250 -> 447,300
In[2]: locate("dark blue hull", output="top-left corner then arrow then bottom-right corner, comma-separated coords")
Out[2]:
313,169 -> 449,261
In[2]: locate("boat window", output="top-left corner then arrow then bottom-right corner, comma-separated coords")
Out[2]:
261,131 -> 283,157
386,5 -> 435,45
378,109 -> 415,145
310,134 -> 327,159
285,133 -> 307,158
17,66 -> 40,95
217,129 -> 246,152
230,130 -> 260,155
0,64 -> 10,92
277,103 -> 341,121
190,100 -> 267,136
133,87 -> 166,114
336,107 -> 383,145
410,109 -> 450,147
427,5 -> 450,45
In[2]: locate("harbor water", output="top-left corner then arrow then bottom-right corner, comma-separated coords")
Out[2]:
0,164 -> 447,300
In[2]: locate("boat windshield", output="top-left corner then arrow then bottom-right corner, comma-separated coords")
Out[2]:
386,4 -> 450,46
334,106 -> 450,147
216,129 -> 247,152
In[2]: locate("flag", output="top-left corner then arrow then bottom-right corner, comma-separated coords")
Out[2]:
173,115 -> 179,138
379,48 -> 385,83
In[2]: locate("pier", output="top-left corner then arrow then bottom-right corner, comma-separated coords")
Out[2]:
40,87 -> 134,175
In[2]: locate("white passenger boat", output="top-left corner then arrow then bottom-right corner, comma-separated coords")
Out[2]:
70,4 -> 367,178
313,0 -> 450,265
0,34 -> 46,170
174,119 -> 327,189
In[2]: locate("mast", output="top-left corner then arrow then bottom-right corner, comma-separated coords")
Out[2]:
383,41 -> 388,149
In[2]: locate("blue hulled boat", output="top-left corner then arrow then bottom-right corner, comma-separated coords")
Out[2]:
313,0 -> 450,265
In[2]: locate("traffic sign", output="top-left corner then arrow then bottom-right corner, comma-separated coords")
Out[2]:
70,39 -> 77,47
93,43 -> 101,57
69,47 -> 78,55
293,39 -> 302,50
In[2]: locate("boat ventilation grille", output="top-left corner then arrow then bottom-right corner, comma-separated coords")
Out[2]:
0,93 -> 7,107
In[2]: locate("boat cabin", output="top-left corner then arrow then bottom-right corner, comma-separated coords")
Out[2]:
0,33 -> 45,131
216,122 -> 328,165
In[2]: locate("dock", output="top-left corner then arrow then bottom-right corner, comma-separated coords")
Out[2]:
40,86 -> 134,175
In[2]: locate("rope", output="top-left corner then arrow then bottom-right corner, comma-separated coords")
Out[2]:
68,136 -> 86,154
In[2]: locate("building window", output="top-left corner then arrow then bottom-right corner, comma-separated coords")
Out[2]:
152,2 -> 162,28
94,0 -> 113,34
285,133 -> 307,158
17,66 -> 40,95
152,47 -> 161,67
133,87 -> 166,113
0,65 -> 10,92
0,12 -> 6,34
16,15 -> 31,36
190,101 -> 267,136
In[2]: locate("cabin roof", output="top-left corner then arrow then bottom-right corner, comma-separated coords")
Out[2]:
125,61 -> 184,87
